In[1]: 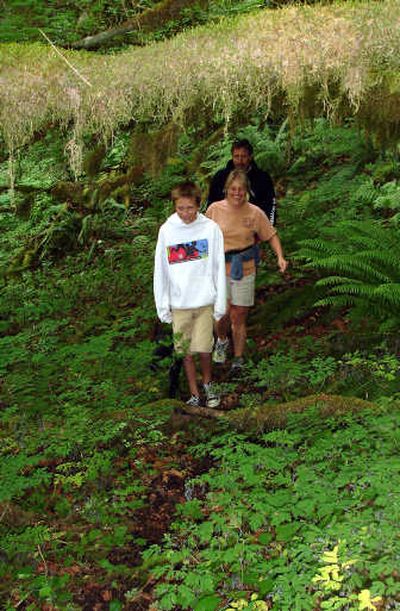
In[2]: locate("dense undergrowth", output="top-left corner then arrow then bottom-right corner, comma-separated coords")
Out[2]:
146,405 -> 400,610
1,115 -> 400,609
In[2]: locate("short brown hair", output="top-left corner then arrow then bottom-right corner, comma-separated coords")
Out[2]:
231,138 -> 253,155
224,169 -> 250,195
171,182 -> 201,206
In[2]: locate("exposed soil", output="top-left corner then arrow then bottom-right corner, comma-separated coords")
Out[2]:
72,440 -> 214,610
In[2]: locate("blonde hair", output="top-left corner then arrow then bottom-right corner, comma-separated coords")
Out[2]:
224,169 -> 250,197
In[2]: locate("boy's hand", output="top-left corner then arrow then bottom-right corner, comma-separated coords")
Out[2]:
160,309 -> 173,324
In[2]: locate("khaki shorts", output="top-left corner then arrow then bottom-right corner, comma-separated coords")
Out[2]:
226,272 -> 255,307
172,305 -> 214,354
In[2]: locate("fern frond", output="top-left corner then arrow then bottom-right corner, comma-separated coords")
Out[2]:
315,295 -> 357,308
316,276 -> 359,287
311,255 -> 390,283
374,283 -> 400,306
298,219 -> 400,322
330,283 -> 377,298
362,251 -> 400,276
296,239 -> 341,259
318,281 -> 400,316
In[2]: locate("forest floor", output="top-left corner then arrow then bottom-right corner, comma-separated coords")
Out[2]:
2,120 -> 400,610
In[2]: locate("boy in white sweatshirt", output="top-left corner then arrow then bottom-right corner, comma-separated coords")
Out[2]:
154,182 -> 226,408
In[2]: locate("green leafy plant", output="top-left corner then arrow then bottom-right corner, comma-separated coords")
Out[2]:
298,219 -> 400,328
139,404 -> 400,610
250,350 -> 337,399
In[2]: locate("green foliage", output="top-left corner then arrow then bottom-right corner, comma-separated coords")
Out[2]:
373,180 -> 400,222
297,220 -> 400,327
250,350 -> 337,400
0,216 -> 168,611
142,405 -> 400,609
0,0 -> 156,45
2,86 -> 400,610
246,335 -> 400,402
0,132 -> 154,275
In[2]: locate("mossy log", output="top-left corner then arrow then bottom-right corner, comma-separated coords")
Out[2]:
177,404 -> 226,419
178,394 -> 378,431
70,0 -> 208,50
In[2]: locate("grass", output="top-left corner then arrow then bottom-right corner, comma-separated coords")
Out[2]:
1,0 -> 400,168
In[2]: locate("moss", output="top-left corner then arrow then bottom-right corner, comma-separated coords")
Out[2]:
128,123 -> 181,176
97,168 -> 142,203
126,164 -> 146,185
51,182 -> 85,206
227,393 -> 378,433
83,144 -> 107,179
357,77 -> 400,148
187,126 -> 225,177
138,0 -> 208,31
15,194 -> 33,219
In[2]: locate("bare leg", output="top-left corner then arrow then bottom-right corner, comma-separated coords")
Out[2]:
183,354 -> 199,396
230,305 -> 249,358
215,302 -> 231,340
199,353 -> 212,385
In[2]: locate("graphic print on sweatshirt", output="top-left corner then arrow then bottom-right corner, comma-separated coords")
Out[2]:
167,239 -> 209,265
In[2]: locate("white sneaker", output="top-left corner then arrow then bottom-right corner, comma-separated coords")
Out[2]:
203,382 -> 221,409
186,395 -> 201,407
213,338 -> 229,364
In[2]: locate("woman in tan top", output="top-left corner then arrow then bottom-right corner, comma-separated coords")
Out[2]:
206,169 -> 288,375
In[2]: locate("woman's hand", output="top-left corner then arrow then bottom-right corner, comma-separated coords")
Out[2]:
269,234 -> 288,273
277,256 -> 288,273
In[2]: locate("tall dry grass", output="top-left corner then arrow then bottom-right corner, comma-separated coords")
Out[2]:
1,0 -> 399,170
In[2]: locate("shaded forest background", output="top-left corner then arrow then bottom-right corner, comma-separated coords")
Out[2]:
0,1 -> 400,609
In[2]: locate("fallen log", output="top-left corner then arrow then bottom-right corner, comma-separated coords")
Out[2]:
178,403 -> 226,419
69,24 -> 144,50
69,0 -> 208,50
177,393 -> 378,431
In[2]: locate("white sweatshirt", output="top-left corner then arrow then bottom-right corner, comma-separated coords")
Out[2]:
154,212 -> 226,323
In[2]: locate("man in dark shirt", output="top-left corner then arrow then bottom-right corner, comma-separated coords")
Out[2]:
207,138 -> 276,225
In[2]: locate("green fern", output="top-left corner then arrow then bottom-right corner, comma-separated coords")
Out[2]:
297,220 -> 400,323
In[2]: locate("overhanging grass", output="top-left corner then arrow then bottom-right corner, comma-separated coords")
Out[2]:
1,0 -> 400,164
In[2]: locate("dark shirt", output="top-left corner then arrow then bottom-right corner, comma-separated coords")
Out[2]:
206,160 -> 277,225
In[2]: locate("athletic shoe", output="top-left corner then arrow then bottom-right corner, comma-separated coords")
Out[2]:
213,338 -> 229,364
203,382 -> 221,408
229,357 -> 245,378
186,395 -> 201,407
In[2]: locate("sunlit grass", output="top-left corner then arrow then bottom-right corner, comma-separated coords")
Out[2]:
1,0 -> 399,166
